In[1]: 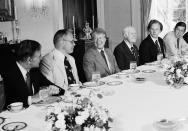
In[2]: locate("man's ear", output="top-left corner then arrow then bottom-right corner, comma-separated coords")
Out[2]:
26,57 -> 32,64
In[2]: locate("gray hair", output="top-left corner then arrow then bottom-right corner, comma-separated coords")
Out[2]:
122,26 -> 136,39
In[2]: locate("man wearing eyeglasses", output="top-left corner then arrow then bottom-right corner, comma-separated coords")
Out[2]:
40,29 -> 80,92
164,22 -> 188,57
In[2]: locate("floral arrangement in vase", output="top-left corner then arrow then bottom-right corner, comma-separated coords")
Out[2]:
164,60 -> 188,88
45,97 -> 113,131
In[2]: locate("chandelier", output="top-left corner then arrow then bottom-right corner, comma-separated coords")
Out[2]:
27,0 -> 48,18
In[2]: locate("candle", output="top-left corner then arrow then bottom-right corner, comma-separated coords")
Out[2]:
92,15 -> 94,29
73,16 -> 75,28
8,0 -> 11,16
14,6 -> 17,20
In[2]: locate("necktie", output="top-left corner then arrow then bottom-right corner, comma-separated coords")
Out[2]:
131,47 -> 137,59
177,38 -> 180,49
155,40 -> 161,54
26,72 -> 33,95
100,50 -> 108,67
64,56 -> 76,85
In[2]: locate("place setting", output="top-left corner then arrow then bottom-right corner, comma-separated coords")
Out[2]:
7,102 -> 25,113
2,121 -> 27,131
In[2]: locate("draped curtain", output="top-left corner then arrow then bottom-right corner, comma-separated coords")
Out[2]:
140,0 -> 152,40
62,0 -> 97,39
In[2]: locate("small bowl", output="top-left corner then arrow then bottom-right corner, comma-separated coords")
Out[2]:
7,102 -> 23,111
69,83 -> 81,91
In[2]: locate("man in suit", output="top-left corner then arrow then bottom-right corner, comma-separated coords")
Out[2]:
40,29 -> 80,91
139,19 -> 165,65
83,28 -> 119,81
114,26 -> 139,70
164,22 -> 188,57
3,40 -> 59,109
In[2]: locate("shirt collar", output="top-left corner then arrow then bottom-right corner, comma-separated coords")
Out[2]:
124,40 -> 133,49
150,35 -> 158,43
54,49 -> 65,60
16,62 -> 27,80
97,48 -> 105,53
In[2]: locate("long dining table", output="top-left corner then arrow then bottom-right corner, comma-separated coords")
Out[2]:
1,63 -> 188,131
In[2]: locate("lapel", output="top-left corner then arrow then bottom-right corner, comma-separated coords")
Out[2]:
93,47 -> 111,74
122,41 -> 135,60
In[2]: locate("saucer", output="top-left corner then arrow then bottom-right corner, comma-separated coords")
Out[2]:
107,81 -> 123,86
83,81 -> 105,87
142,69 -> 156,73
2,122 -> 27,131
153,119 -> 179,131
0,117 -> 5,125
8,107 -> 25,113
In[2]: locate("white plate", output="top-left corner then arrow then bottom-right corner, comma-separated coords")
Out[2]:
107,81 -> 123,86
121,69 -> 140,74
33,96 -> 62,106
153,119 -> 179,130
8,107 -> 25,113
83,81 -> 105,87
142,69 -> 156,73
2,122 -> 27,131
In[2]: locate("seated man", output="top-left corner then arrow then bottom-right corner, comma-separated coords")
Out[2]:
139,20 -> 165,65
114,26 -> 139,70
3,40 -> 60,109
164,22 -> 188,57
40,29 -> 80,91
83,28 -> 119,81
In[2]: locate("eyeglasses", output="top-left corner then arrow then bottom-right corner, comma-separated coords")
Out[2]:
63,39 -> 75,44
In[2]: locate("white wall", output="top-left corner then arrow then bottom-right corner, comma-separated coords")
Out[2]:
0,0 -> 63,55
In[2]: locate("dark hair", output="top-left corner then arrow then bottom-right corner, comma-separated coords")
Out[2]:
16,40 -> 41,62
53,29 -> 73,45
174,22 -> 186,30
92,28 -> 107,40
147,19 -> 163,31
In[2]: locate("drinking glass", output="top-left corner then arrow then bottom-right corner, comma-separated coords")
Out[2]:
39,87 -> 49,100
157,53 -> 163,61
92,72 -> 101,83
130,61 -> 137,71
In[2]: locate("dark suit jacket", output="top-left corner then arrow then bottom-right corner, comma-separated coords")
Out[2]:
183,32 -> 188,43
0,44 -> 62,109
114,41 -> 139,70
83,46 -> 120,81
139,35 -> 165,65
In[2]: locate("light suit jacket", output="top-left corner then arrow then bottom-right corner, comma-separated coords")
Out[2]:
40,49 -> 79,90
83,46 -> 119,81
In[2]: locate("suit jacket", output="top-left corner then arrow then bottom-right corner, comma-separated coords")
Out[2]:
40,49 -> 79,90
139,35 -> 165,65
3,64 -> 54,108
83,46 -> 120,81
114,41 -> 139,70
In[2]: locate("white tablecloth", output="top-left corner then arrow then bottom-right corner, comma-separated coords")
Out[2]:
1,65 -> 188,131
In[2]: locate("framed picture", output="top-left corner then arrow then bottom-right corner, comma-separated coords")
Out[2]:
0,0 -> 15,21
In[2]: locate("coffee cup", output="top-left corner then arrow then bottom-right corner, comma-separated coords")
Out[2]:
69,83 -> 81,91
7,102 -> 23,111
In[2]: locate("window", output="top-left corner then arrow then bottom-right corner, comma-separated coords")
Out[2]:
149,0 -> 187,37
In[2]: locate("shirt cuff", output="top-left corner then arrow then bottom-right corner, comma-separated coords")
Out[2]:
28,96 -> 32,105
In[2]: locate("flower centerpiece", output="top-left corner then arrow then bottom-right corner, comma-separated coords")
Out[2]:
45,97 -> 113,131
164,60 -> 188,88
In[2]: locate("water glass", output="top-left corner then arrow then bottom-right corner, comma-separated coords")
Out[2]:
39,87 -> 49,100
130,61 -> 137,70
157,53 -> 163,61
92,72 -> 101,83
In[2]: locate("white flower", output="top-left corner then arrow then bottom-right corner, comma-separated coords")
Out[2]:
75,116 -> 85,125
182,64 -> 187,70
184,77 -> 188,84
176,69 -> 182,77
170,67 -> 175,72
57,112 -> 65,120
55,119 -> 66,129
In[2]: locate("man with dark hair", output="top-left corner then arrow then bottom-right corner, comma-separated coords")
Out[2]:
139,19 -> 165,65
3,40 -> 57,108
164,22 -> 188,57
40,29 -> 80,91
83,28 -> 119,81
